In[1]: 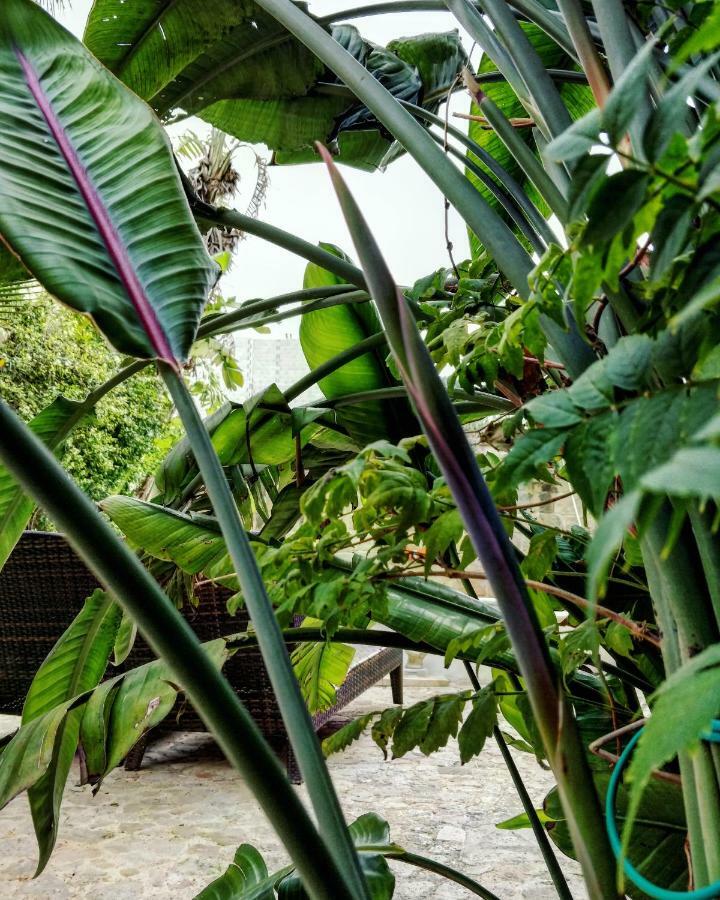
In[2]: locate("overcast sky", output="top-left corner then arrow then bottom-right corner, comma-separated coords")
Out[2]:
59,1 -> 475,325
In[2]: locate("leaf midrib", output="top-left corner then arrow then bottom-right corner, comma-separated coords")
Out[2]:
15,49 -> 175,363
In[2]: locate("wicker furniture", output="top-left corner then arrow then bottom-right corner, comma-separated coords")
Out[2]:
0,531 -> 403,782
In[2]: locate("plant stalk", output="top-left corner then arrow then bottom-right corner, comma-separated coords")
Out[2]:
555,0 -> 610,107
462,71 -> 568,222
641,512 -> 720,885
320,148 -> 618,897
473,0 -> 573,142
0,400 -> 356,900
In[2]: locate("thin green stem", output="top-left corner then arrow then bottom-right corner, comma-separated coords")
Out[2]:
159,366 -> 368,900
464,74 -> 568,222
388,851 -> 501,899
310,386 -> 513,412
689,503 -> 720,630
463,662 -> 573,900
445,0 -> 529,104
198,286 -> 366,337
285,332 -> 387,402
204,294 -> 372,334
426,128 -> 547,252
0,400 -> 354,900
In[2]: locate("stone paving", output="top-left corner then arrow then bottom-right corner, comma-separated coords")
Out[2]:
0,682 -> 586,899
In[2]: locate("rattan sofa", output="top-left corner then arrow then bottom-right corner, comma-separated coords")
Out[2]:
0,531 -> 403,782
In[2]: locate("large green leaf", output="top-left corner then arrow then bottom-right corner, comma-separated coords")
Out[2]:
290,622 -> 355,714
466,25 -> 593,254
0,396 -> 86,570
101,495 -> 236,584
0,698 -> 82,812
205,27 -> 465,172
22,590 -> 120,873
300,245 -> 408,445
0,0 -> 217,362
85,1 -> 323,117
545,774 -> 688,898
81,637 -> 229,784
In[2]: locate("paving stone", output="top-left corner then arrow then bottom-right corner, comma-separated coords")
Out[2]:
0,685 -> 587,898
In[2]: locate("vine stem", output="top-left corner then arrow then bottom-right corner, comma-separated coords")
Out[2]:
388,850 -> 502,899
418,565 -> 662,648
158,364 -> 369,900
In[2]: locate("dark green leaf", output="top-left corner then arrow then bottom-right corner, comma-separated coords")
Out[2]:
322,712 -> 375,757
22,590 -> 120,873
0,0 -> 217,362
564,411 -> 617,517
583,171 -> 649,247
602,39 -> 657,145
458,685 -> 497,764
496,428 -> 565,493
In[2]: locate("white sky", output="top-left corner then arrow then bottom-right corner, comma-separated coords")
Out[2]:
58,1 -> 475,323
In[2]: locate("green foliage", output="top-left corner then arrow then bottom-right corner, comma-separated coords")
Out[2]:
1,296 -> 170,522
0,0 -> 218,363
199,813 -> 400,900
3,0 -> 720,894
323,686 -> 497,767
0,593 -> 228,869
290,626 -> 356,714
22,591 -> 120,873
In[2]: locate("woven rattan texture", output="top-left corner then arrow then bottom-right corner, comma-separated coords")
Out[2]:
0,532 -> 401,741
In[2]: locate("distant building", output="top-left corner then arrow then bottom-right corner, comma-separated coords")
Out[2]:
234,333 -> 322,404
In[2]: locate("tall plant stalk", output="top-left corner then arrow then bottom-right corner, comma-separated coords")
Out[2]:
642,512 -> 720,885
0,400 -> 357,900
158,365 -> 369,900
555,0 -> 610,106
472,0 -> 573,142
317,146 -> 618,898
